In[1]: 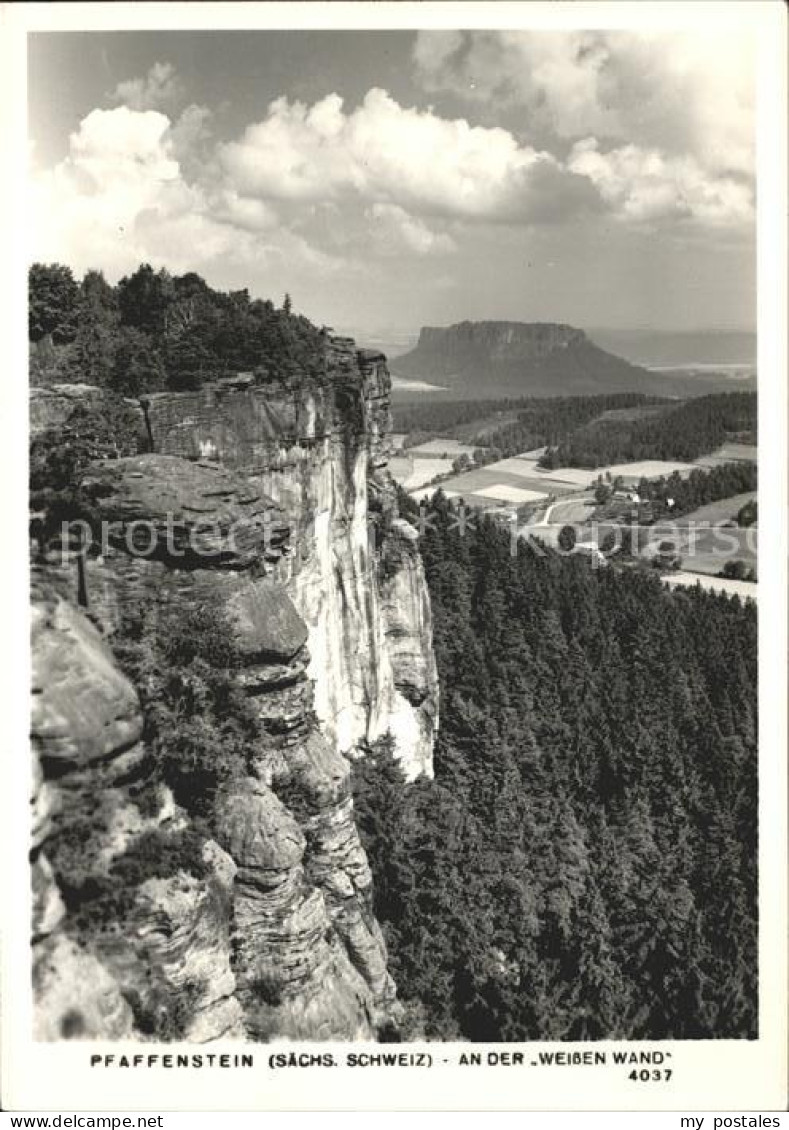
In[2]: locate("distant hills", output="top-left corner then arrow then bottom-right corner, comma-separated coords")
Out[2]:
391,321 -> 756,400
587,328 -> 756,369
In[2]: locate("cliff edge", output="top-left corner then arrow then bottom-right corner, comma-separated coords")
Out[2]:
30,337 -> 438,1041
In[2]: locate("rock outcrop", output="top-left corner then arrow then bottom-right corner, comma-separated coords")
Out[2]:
391,319 -> 715,399
133,340 -> 438,777
31,583 -> 244,1042
30,334 -> 433,1041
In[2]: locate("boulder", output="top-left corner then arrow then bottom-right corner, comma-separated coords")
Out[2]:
226,577 -> 309,663
31,595 -> 143,769
80,454 -> 289,568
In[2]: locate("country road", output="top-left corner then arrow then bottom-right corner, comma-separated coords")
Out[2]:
534,492 -> 595,526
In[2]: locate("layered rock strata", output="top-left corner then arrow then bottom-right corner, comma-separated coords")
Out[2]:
31,340 -> 438,778
31,583 -> 244,1042
31,336 -> 428,1041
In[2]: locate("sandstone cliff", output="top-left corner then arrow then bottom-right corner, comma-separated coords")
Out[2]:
30,338 -> 437,1041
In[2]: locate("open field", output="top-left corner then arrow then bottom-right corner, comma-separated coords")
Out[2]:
389,456 -> 451,489
398,449 -> 715,513
638,524 -> 757,575
481,456 -> 538,474
474,484 -> 549,505
694,443 -> 758,469
407,439 -> 481,458
673,493 -> 756,526
484,455 -> 544,475
520,460 -> 698,488
602,460 -> 698,483
679,526 -> 756,573
537,466 -> 601,487
388,455 -> 412,481
593,404 -> 674,424
410,464 -> 576,501
547,495 -> 597,524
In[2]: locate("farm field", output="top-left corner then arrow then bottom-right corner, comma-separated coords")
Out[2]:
537,466 -> 601,488
389,455 -> 451,490
508,459 -> 699,489
399,450 -> 717,513
647,526 -> 757,576
693,443 -> 757,468
410,463 -> 576,503
600,460 -> 698,483
407,439 -> 481,458
673,492 -> 757,525
593,404 -> 674,424
548,495 -> 598,524
473,484 -> 549,505
484,455 -> 548,475
388,455 -> 413,481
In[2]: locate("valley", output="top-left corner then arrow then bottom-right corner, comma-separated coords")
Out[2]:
390,386 -> 758,593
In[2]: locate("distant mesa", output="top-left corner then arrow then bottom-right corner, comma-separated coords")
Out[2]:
391,320 -> 756,399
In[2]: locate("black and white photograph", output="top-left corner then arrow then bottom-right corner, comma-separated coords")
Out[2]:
2,0 -> 787,1115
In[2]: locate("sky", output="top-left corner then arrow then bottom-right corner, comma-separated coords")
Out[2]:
27,28 -> 756,336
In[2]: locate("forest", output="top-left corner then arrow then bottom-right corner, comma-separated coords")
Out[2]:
29,262 -> 325,392
590,461 -> 758,524
394,391 -> 756,469
353,493 -> 757,1041
393,393 -> 663,452
539,392 -> 756,468
635,462 -> 757,516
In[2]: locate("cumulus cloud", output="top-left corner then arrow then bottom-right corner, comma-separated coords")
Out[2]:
32,107 -> 217,276
218,88 -> 598,225
29,105 -> 343,283
568,140 -> 753,226
413,29 -> 754,227
413,30 -> 754,176
167,103 -> 213,159
109,61 -> 184,113
31,54 -> 752,293
367,204 -> 456,256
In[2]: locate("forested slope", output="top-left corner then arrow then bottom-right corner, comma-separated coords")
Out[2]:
354,496 -> 757,1041
540,392 -> 756,468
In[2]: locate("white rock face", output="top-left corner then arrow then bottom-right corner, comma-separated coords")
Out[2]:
139,342 -> 439,778
378,522 -> 440,779
262,435 -> 436,780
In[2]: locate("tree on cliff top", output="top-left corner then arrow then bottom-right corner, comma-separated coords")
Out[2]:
117,263 -> 175,336
30,263 -> 326,392
29,263 -> 80,344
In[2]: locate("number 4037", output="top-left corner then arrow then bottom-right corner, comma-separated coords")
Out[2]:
629,1068 -> 673,1082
